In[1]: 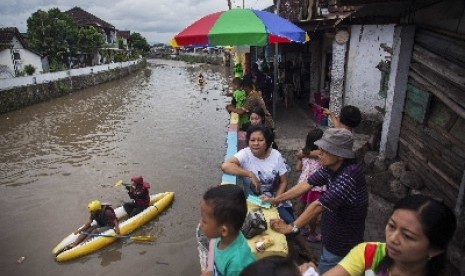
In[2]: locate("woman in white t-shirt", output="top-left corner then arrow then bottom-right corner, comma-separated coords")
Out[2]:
221,125 -> 294,223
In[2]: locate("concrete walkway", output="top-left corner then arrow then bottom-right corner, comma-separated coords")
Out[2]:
271,97 -> 391,263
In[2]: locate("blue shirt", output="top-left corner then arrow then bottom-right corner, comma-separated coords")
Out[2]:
308,159 -> 368,256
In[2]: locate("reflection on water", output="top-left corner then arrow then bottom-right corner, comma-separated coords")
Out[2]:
0,59 -> 231,276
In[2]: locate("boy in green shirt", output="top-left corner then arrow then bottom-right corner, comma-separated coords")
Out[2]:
199,185 -> 255,276
226,77 -> 247,124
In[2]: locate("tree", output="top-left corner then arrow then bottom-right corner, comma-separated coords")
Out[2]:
26,8 -> 78,64
77,26 -> 105,50
129,32 -> 150,54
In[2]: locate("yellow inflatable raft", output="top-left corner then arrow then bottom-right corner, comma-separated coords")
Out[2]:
54,192 -> 174,262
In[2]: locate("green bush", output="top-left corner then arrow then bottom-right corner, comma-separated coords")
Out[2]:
16,70 -> 26,77
24,64 -> 36,75
114,52 -> 126,62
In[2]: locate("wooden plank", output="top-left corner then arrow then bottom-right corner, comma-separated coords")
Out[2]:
425,149 -> 462,184
427,161 -> 460,190
407,153 -> 457,207
427,121 -> 465,158
412,45 -> 465,91
401,117 -> 465,173
429,100 -> 458,130
450,117 -> 465,142
410,62 -> 465,109
400,141 -> 457,206
409,70 -> 465,120
415,28 -> 465,67
398,137 -> 427,162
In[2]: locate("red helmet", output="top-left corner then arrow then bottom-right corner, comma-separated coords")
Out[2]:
131,176 -> 143,185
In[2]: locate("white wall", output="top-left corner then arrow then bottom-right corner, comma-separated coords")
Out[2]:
0,50 -> 15,78
0,59 -> 142,90
344,24 -> 395,115
19,49 -> 43,74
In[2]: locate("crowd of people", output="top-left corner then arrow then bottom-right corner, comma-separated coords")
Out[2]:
197,69 -> 458,276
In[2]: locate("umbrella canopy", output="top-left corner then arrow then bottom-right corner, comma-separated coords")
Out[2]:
171,8 -> 310,47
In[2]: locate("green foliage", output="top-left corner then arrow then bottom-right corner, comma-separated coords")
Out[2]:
78,26 -> 105,50
129,32 -> 150,54
118,38 -> 126,49
27,8 -> 78,60
57,82 -> 68,94
24,64 -> 36,75
114,52 -> 127,62
16,70 -> 26,77
49,59 -> 65,72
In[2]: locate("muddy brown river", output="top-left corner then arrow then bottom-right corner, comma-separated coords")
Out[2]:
0,59 -> 232,275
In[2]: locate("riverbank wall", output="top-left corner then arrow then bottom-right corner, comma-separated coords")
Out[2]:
149,53 -> 223,65
0,59 -> 146,114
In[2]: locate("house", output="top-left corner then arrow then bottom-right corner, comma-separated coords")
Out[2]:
0,27 -> 44,78
273,0 -> 465,271
117,30 -> 130,50
65,7 -> 119,65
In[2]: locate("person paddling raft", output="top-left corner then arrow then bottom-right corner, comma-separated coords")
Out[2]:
198,73 -> 205,85
59,200 -> 120,253
123,176 -> 150,217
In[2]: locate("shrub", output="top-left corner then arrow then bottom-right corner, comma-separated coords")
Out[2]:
24,64 -> 36,75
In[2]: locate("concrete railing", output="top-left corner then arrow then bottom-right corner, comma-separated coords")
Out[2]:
0,59 -> 142,91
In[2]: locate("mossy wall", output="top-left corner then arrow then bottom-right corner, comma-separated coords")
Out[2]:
0,60 -> 146,114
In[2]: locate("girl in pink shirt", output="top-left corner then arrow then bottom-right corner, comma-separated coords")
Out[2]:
295,128 -> 324,243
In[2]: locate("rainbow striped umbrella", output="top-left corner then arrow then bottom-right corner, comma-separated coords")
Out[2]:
171,8 -> 310,47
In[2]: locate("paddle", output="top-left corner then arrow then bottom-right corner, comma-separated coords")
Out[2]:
81,232 -> 155,242
114,180 -> 130,187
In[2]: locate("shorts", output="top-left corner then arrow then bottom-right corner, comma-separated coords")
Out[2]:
300,191 -> 323,205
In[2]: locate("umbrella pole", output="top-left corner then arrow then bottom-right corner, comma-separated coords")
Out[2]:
272,0 -> 281,119
273,44 -> 278,118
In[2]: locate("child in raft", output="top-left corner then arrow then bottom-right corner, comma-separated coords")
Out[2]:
123,175 -> 151,217
199,184 -> 255,276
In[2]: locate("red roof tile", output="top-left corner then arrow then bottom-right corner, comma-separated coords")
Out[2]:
65,7 -> 115,30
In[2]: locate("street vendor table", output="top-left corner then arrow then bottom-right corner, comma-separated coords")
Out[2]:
245,200 -> 288,259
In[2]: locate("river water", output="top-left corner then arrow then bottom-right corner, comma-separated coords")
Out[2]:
0,59 -> 232,276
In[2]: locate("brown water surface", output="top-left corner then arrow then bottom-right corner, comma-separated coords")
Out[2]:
0,59 -> 231,275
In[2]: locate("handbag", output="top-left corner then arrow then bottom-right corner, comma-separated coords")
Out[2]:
241,208 -> 267,239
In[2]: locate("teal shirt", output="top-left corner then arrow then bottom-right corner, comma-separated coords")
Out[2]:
214,233 -> 255,276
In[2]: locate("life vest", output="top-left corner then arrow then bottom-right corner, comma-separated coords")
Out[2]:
92,205 -> 116,227
132,182 -> 150,207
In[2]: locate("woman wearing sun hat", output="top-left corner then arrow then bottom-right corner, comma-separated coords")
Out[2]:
262,128 -> 368,274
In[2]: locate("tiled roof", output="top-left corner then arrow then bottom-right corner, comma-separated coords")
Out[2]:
65,7 -> 115,30
117,30 -> 130,39
0,27 -> 25,47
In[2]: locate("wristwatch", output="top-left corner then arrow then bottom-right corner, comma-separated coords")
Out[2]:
290,223 -> 299,234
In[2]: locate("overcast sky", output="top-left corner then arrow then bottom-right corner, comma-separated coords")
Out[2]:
0,0 -> 274,44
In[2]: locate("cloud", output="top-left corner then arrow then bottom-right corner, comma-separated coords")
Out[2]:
0,0 -> 273,44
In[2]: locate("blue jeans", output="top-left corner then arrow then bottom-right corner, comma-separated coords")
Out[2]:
277,206 -> 295,224
318,246 -> 343,274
